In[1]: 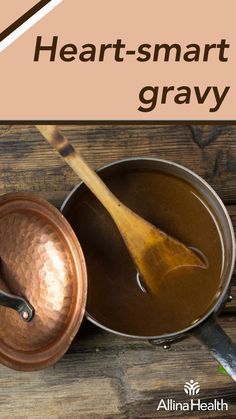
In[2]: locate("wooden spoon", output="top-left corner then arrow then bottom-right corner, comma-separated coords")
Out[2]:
36,125 -> 204,294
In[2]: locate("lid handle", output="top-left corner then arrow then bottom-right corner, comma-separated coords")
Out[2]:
0,289 -> 34,322
0,258 -> 35,322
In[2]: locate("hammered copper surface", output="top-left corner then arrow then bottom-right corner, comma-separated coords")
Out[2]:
0,193 -> 87,371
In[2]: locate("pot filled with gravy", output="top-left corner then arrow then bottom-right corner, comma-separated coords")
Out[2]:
62,158 -> 236,380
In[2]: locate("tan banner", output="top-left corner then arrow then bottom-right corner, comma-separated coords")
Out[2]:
0,0 -> 235,120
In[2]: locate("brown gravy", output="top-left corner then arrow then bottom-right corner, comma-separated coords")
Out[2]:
64,168 -> 224,336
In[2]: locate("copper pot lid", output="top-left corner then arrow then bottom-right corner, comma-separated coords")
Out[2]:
0,193 -> 87,371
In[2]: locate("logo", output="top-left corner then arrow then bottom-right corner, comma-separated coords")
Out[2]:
184,379 -> 200,396
156,380 -> 228,412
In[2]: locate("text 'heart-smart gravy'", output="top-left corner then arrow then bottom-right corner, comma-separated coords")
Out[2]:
64,167 -> 225,336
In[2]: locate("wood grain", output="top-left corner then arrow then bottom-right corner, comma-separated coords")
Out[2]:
0,124 -> 235,418
0,318 -> 235,418
0,124 -> 235,205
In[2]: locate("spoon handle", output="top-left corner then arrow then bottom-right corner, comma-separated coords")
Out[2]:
36,125 -> 122,217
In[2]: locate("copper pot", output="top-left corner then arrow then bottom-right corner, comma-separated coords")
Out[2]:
0,193 -> 87,371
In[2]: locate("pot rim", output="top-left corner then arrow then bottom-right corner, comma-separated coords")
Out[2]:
61,157 -> 235,341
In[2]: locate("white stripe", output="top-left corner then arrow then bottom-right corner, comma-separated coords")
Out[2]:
0,0 -> 63,53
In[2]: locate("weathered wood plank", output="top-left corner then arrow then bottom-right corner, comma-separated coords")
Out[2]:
0,124 -> 235,204
0,317 -> 235,418
0,124 -> 235,418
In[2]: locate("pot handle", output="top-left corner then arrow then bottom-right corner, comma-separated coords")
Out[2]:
193,317 -> 236,382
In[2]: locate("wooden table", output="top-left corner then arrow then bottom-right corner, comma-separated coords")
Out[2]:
0,124 -> 235,418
